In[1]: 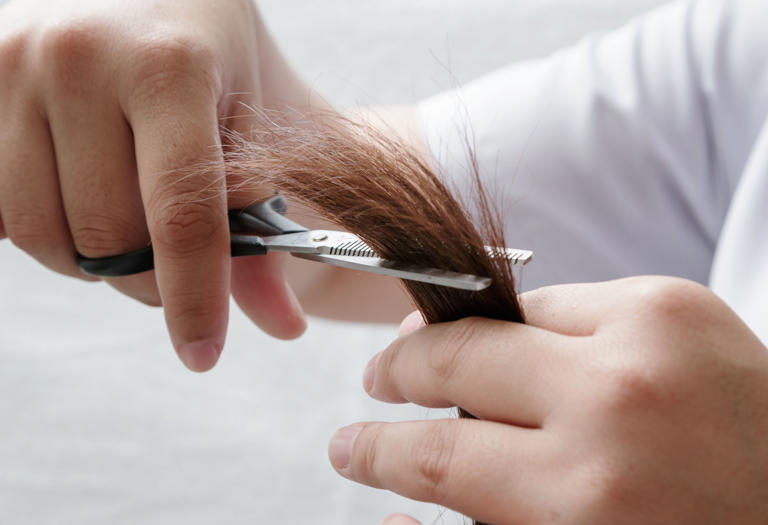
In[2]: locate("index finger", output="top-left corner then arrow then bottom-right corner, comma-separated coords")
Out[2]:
369,317 -> 578,425
520,277 -> 681,336
125,61 -> 229,372
519,280 -> 631,336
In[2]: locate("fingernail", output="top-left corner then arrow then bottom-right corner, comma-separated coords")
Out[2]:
363,351 -> 383,393
398,311 -> 425,337
328,424 -> 364,473
177,341 -> 221,372
379,515 -> 417,525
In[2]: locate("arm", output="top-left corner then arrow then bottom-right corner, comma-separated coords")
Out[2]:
292,0 -> 750,320
416,0 -> 750,291
289,0 -> 734,318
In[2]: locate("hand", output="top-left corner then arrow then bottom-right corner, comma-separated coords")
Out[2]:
329,276 -> 768,524
0,0 -> 315,371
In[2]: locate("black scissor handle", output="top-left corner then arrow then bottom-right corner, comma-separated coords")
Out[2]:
228,193 -> 307,235
77,245 -> 156,277
77,193 -> 308,277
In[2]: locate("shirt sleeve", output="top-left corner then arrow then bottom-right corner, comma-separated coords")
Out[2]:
418,0 -> 767,291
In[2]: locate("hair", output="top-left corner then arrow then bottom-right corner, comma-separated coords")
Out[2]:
221,113 -> 525,525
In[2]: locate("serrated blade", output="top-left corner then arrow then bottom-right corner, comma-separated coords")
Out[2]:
327,238 -> 378,257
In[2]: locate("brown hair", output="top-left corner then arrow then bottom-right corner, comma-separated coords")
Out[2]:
222,114 -> 524,525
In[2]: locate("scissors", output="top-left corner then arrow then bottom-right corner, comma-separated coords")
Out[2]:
76,194 -> 533,291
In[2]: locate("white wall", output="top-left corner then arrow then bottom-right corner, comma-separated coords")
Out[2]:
259,0 -> 670,105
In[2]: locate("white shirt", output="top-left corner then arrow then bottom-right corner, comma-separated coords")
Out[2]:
419,0 -> 767,342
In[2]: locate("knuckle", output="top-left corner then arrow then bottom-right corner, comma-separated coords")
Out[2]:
69,211 -> 146,257
581,460 -> 638,516
378,337 -> 405,385
5,210 -> 48,254
359,423 -> 385,486
127,35 -> 220,104
625,276 -> 715,327
3,209 -> 81,277
168,291 -> 220,327
411,424 -> 458,501
149,193 -> 224,256
428,318 -> 478,384
0,30 -> 32,78
596,361 -> 669,414
38,20 -> 104,90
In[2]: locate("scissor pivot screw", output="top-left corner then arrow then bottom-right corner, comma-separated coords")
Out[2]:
312,233 -> 328,242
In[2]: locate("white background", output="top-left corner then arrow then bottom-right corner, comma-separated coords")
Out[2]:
0,1 -> 669,524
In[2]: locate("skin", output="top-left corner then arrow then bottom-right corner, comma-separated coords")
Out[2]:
0,0 -> 413,372
2,1 -> 767,522
331,277 -> 768,524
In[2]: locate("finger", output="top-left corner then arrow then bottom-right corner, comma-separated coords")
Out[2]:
223,109 -> 307,339
0,100 -> 96,280
397,310 -> 424,337
231,254 -> 306,340
44,80 -> 162,306
329,420 -> 550,525
519,280 -> 638,336
124,59 -> 230,372
366,317 -> 579,426
519,283 -> 604,336
378,514 -> 420,525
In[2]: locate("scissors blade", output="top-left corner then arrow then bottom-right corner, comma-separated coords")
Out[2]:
486,247 -> 534,265
292,253 -> 492,291
262,231 -> 378,257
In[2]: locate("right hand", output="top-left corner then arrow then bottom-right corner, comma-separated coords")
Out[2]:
0,0 -> 316,371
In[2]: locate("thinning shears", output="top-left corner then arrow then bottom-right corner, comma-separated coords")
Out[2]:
76,194 -> 533,291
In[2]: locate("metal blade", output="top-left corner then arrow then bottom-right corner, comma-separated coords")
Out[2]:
262,230 -> 378,257
293,253 -> 492,291
327,238 -> 377,257
485,247 -> 533,265
264,230 -> 533,268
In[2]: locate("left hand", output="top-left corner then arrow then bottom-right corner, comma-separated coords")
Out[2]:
328,276 -> 768,525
